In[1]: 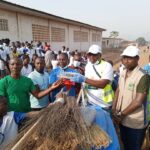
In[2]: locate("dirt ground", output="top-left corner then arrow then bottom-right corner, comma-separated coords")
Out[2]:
113,46 -> 150,71
138,47 -> 150,67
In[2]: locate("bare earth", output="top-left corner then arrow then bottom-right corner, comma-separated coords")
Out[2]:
113,47 -> 150,71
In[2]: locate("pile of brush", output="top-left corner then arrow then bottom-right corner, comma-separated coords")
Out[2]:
6,96 -> 111,150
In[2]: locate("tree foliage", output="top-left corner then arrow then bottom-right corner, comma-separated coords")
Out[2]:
109,31 -> 119,38
136,37 -> 147,46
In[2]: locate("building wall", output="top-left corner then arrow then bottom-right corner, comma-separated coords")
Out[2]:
18,13 -> 49,42
80,27 -> 90,51
102,38 -> 122,48
68,25 -> 80,51
90,30 -> 102,47
0,9 -> 103,52
50,21 -> 68,51
0,9 -> 18,41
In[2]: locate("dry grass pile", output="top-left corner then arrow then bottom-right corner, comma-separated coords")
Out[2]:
6,98 -> 111,150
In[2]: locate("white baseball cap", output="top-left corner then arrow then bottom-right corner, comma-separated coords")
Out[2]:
88,45 -> 102,54
121,46 -> 139,57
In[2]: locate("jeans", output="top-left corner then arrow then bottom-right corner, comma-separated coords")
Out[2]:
120,124 -> 146,150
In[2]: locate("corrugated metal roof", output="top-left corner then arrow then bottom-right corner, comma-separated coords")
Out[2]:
1,0 -> 106,31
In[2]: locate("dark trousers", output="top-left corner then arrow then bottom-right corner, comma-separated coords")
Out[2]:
120,124 -> 146,150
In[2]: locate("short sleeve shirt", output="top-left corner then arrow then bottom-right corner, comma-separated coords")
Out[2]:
137,74 -> 150,93
21,64 -> 32,77
49,67 -> 78,102
85,60 -> 113,81
0,75 -> 36,112
28,70 -> 49,108
143,64 -> 150,75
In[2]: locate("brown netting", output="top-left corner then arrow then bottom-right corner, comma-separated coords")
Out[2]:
5,97 -> 111,150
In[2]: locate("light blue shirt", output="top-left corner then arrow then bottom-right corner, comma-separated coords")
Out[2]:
143,64 -> 150,75
49,67 -> 78,102
28,70 -> 49,108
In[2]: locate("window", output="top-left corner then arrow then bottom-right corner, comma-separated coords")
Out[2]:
74,31 -> 81,42
32,24 -> 50,42
81,32 -> 88,42
51,27 -> 65,42
92,33 -> 101,42
74,31 -> 88,42
92,33 -> 97,42
97,34 -> 100,41
0,19 -> 8,31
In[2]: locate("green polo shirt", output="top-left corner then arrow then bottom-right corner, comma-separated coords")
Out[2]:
0,75 -> 36,112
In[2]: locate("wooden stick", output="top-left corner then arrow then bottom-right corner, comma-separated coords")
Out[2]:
76,88 -> 82,105
12,116 -> 43,150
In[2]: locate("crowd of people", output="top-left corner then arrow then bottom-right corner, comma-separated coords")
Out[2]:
0,38 -> 150,150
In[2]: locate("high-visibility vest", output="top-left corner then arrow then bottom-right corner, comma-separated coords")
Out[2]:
103,84 -> 114,103
85,60 -> 114,104
147,88 -> 150,121
85,83 -> 114,104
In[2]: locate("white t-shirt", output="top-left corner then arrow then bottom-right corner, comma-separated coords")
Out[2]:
0,112 -> 18,149
84,60 -> 113,107
21,64 -> 32,77
17,47 -> 20,54
18,47 -> 25,54
0,49 -> 8,62
3,45 -> 10,57
0,60 -> 5,70
85,61 -> 113,81
119,64 -> 125,75
51,60 -> 58,69
68,56 -> 74,66
0,50 -> 5,70
35,47 -> 42,56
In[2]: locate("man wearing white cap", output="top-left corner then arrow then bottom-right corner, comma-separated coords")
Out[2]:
71,44 -> 114,108
112,46 -> 150,150
70,45 -> 120,149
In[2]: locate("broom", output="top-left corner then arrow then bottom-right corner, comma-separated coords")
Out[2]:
5,94 -> 111,150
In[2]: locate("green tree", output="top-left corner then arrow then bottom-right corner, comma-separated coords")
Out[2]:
136,37 -> 147,46
109,31 -> 119,38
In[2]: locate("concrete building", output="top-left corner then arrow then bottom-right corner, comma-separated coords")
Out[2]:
102,37 -> 123,49
0,1 -> 105,51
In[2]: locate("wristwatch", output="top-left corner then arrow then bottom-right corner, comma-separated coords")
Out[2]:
117,111 -> 126,119
117,111 -> 122,116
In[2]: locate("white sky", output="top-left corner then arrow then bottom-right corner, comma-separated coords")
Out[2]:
5,0 -> 150,41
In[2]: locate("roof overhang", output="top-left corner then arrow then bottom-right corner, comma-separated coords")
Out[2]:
1,1 -> 106,32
